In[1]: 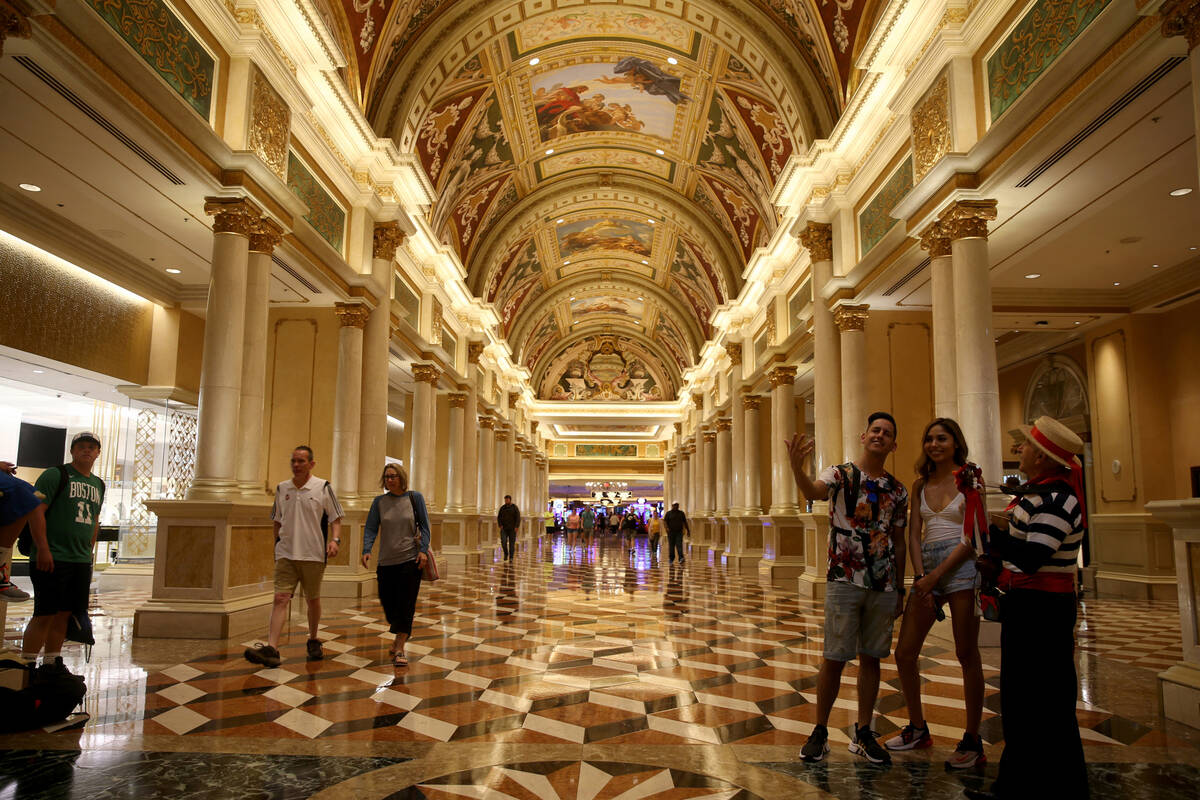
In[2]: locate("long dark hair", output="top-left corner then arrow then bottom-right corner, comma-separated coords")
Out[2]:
914,417 -> 969,481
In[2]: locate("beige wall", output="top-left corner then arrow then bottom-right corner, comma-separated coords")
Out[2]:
865,310 -> 934,482
1160,298 -> 1200,499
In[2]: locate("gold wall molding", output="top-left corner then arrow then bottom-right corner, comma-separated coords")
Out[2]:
911,71 -> 952,182
334,302 -> 369,328
766,298 -> 778,345
248,66 -> 289,181
918,220 -> 952,257
798,221 -> 833,262
938,199 -> 998,240
1162,0 -> 1200,48
373,221 -> 406,261
249,218 -> 284,254
430,296 -> 443,346
412,363 -> 441,384
725,342 -> 742,365
834,304 -> 870,333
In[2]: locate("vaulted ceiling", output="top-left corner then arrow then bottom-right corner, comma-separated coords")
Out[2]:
327,1 -> 883,401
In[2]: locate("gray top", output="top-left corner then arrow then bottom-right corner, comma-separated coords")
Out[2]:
373,492 -> 418,567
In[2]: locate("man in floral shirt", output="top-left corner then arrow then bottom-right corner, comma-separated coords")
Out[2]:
786,412 -> 908,766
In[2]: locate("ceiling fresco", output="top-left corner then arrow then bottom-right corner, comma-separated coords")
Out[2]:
352,1 -> 870,401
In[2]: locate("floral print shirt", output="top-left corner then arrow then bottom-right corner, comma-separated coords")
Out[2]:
819,464 -> 908,592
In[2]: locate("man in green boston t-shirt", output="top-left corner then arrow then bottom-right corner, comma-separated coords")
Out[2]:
22,431 -> 105,665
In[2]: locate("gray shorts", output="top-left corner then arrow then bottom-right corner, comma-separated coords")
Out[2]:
823,580 -> 897,661
921,538 -> 979,598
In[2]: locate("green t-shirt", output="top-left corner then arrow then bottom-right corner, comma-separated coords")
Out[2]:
33,465 -> 105,563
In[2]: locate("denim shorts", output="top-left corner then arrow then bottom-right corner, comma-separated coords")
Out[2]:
823,580 -> 897,661
921,538 -> 979,598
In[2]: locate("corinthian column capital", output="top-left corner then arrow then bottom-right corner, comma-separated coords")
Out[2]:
334,302 -> 370,328
918,220 -> 951,258
938,199 -> 998,241
798,221 -> 833,262
1163,0 -> 1200,49
833,304 -> 869,333
204,197 -> 261,237
373,221 -> 406,261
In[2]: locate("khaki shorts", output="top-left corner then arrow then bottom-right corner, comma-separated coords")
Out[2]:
823,580 -> 897,661
274,558 -> 326,598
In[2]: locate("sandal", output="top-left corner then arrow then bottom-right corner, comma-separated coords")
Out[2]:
391,650 -> 408,667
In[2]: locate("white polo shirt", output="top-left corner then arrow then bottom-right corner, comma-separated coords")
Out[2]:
272,475 -> 344,562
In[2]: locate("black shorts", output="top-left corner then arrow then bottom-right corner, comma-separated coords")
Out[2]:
30,561 -> 92,617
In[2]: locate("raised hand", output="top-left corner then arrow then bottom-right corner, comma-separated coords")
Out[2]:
785,433 -> 815,477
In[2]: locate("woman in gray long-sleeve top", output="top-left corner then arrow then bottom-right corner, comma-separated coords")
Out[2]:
361,463 -> 431,668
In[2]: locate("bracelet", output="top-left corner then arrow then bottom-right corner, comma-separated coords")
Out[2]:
333,538 -> 341,544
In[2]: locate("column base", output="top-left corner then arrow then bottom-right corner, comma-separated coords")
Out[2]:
134,594 -> 272,640
725,516 -> 764,574
321,571 -> 377,599
757,514 -> 807,588
186,479 -> 244,501
797,573 -> 826,600
707,516 -> 727,557
442,549 -> 487,568
1160,663 -> 1200,729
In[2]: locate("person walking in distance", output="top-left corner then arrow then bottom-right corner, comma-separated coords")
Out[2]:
361,464 -> 431,668
647,510 -> 662,558
565,507 -> 581,550
245,446 -> 344,668
662,502 -> 690,565
581,505 -> 595,546
497,494 -> 520,562
786,412 -> 909,766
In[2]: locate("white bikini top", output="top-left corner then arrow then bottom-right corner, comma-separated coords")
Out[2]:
921,488 -> 965,544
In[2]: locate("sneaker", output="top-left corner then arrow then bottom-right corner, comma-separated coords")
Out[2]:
306,638 -> 323,661
800,723 -> 830,763
885,722 -> 932,751
0,582 -> 30,601
945,733 -> 986,769
849,723 -> 892,765
243,643 -> 281,667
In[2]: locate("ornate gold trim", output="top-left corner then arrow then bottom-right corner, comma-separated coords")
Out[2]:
467,341 -> 485,365
834,304 -> 870,333
768,365 -> 798,387
478,415 -> 496,430
938,199 -> 998,240
0,0 -> 32,56
1162,0 -> 1200,49
702,429 -> 717,444
248,67 -> 289,182
249,218 -> 284,254
725,342 -> 742,366
911,72 -> 952,182
412,363 -> 441,384
742,394 -> 763,411
373,221 -> 406,261
334,302 -> 370,328
447,392 -> 467,409
798,221 -> 833,262
204,197 -> 260,236
918,220 -> 951,258
716,417 -> 733,432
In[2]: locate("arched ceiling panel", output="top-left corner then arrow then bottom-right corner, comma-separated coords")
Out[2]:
537,334 -> 680,402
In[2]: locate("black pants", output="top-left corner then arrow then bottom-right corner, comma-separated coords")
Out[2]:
667,531 -> 685,562
377,561 -> 422,636
995,588 -> 1089,798
500,528 -> 517,560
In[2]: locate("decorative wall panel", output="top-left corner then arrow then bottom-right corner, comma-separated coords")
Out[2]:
287,151 -> 345,252
858,157 -> 913,256
575,444 -> 638,458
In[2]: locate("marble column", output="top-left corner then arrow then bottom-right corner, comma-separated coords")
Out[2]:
922,222 -> 957,419
715,418 -> 732,517
493,426 -> 510,516
688,437 -> 700,514
332,303 -> 368,496
678,447 -> 691,515
1163,3 -> 1200,187
462,388 -> 479,513
478,416 -> 496,512
701,428 -> 716,517
768,365 -> 800,515
446,393 -> 466,511
800,222 -> 842,475
834,305 -> 870,459
190,198 -> 258,499
664,455 -> 675,510
410,364 -> 440,506
743,394 -> 763,514
236,220 -> 281,496
940,200 -> 1003,487
359,223 -> 405,498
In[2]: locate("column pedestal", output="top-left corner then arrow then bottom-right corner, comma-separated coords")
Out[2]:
1147,498 -> 1200,729
797,505 -> 831,599
439,512 -> 485,567
757,513 -> 807,587
725,515 -> 764,574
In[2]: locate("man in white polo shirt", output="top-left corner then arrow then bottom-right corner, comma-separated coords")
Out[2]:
245,445 -> 344,667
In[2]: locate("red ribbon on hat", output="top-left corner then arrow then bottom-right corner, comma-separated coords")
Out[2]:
1028,423 -> 1088,528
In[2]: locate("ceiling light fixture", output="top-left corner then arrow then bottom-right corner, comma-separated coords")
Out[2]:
1169,187 -> 1192,196
18,183 -> 41,192
165,267 -> 182,274
1113,281 -> 1120,286
557,218 -> 564,224
1074,321 -> 1081,325
637,296 -> 644,301
563,260 -> 570,265
545,148 -> 554,155
647,218 -> 655,224
1152,263 -> 1160,268
1024,273 -> 1041,279
667,57 -> 678,65
655,148 -> 664,155
32,368 -> 44,374
641,259 -> 648,264
529,57 -> 540,66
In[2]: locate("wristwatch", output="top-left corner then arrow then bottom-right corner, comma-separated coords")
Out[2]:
332,538 -> 341,544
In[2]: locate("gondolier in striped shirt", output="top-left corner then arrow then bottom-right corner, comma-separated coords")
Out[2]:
966,415 -> 1088,800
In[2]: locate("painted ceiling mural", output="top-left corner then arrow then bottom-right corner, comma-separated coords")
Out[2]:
539,336 -> 675,402
353,1 -> 859,399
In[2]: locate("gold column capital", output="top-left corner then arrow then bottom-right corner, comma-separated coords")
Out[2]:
833,304 -> 870,333
918,220 -> 951,258
412,363 -> 441,384
702,429 -> 717,444
467,341 -> 485,364
204,197 -> 261,237
742,393 -> 763,411
249,219 -> 284,254
0,0 -> 32,57
494,428 -> 510,443
1163,0 -> 1200,49
673,422 -> 683,435
447,392 -> 467,409
798,221 -> 834,262
724,342 -> 742,366
334,302 -> 370,328
530,420 -> 539,434
479,415 -> 496,430
691,392 -> 704,410
373,221 -> 406,261
938,199 -> 997,241
715,417 -> 732,432
507,391 -> 520,408
768,364 -> 798,387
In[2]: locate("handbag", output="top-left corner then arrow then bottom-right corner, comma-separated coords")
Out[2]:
420,551 -> 440,581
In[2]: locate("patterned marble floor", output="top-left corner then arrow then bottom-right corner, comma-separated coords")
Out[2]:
1,534 -> 1199,799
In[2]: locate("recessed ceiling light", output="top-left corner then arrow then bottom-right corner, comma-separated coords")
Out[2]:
1074,321 -> 1081,325
637,296 -> 644,301
18,183 -> 41,192
529,57 -> 540,66
1024,273 -> 1041,279
1152,263 -> 1160,268
1113,281 -> 1120,286
641,259 -> 648,264
545,148 -> 554,155
1191,246 -> 1198,251
165,267 -> 182,274
570,296 -> 575,301
655,148 -> 665,155
647,218 -> 655,223
563,260 -> 570,265
32,368 -> 44,374
1170,187 -> 1192,196
667,57 -> 678,65
557,218 -> 564,224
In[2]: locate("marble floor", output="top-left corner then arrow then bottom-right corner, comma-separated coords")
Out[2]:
1,535 -> 1198,799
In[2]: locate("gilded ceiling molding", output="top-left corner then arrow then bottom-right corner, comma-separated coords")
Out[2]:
249,219 -> 285,254
833,304 -> 869,333
249,67 -> 290,182
1162,0 -> 1200,48
412,363 -> 441,384
767,364 -> 797,387
373,221 -> 406,261
507,391 -> 520,408
798,221 -> 833,262
725,342 -> 742,365
910,71 -> 951,182
0,0 -> 32,56
918,220 -> 951,258
204,197 -> 262,237
334,302 -> 370,328
938,199 -> 997,241
765,299 -> 778,345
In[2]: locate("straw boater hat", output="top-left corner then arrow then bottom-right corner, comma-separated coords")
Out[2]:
1018,416 -> 1083,468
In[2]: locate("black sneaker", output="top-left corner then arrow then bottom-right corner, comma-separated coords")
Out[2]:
849,723 -> 891,765
945,732 -> 986,769
800,723 -> 830,762
243,643 -> 281,667
306,638 -> 324,661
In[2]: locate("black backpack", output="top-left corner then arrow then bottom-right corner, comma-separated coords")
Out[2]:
0,659 -> 87,733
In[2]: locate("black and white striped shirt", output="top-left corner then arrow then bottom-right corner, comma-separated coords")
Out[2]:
1004,487 -> 1083,575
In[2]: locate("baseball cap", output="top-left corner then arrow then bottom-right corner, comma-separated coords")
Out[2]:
71,431 -> 101,447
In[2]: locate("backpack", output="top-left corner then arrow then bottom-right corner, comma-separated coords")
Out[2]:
0,659 -> 87,733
